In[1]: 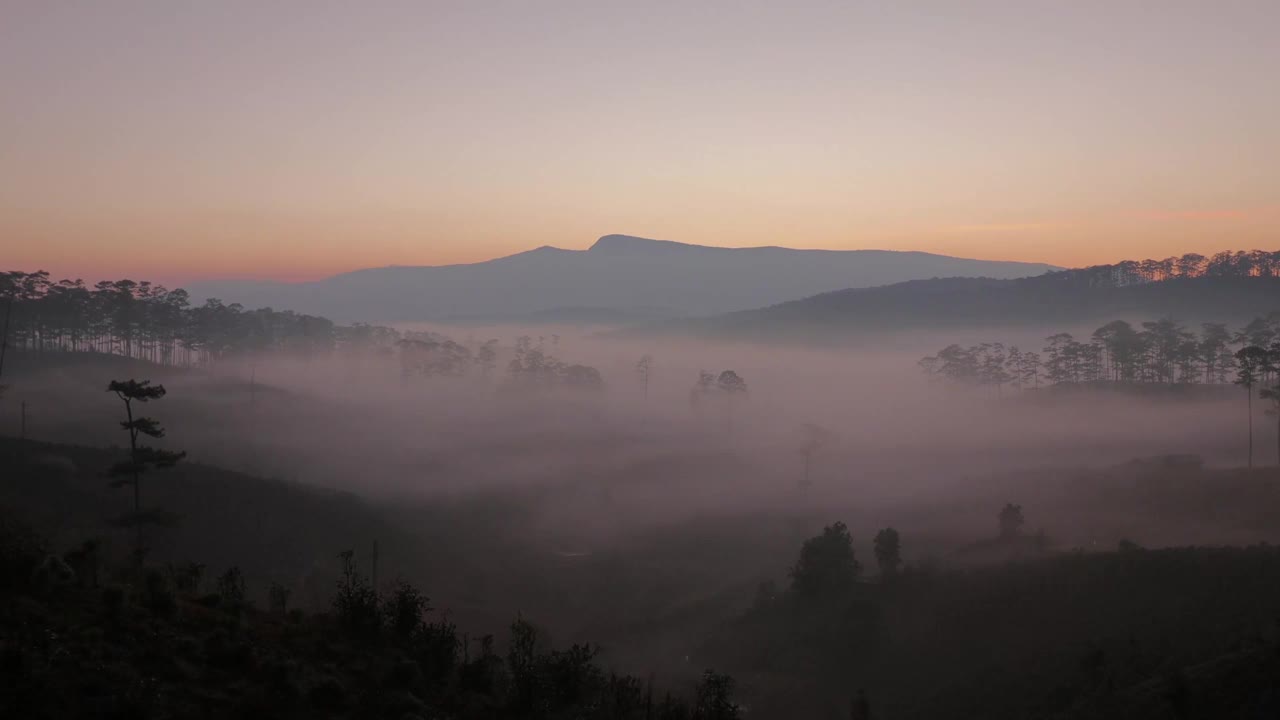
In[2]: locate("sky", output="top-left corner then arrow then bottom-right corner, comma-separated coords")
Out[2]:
2,1 -> 1277,284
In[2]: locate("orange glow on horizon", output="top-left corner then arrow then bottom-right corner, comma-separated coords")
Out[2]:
2,3 -> 1277,286
5,206 -> 1277,287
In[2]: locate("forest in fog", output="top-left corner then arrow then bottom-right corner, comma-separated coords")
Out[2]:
7,0 -> 1280,715
4,246 -> 1280,719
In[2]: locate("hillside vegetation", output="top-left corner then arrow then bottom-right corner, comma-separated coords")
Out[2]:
671,250 -> 1280,342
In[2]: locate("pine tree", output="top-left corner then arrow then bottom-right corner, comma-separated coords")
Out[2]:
107,379 -> 186,563
1235,347 -> 1269,468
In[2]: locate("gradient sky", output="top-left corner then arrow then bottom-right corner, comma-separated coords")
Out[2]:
2,1 -> 1277,284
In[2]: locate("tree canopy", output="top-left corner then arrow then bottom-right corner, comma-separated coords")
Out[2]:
790,521 -> 861,598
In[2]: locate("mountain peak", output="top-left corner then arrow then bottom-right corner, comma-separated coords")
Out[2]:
588,234 -> 698,254
186,233 -> 1059,322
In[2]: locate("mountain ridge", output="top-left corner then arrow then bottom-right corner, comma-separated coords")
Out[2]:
186,234 -> 1059,323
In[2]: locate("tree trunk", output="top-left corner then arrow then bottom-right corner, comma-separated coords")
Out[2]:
125,398 -> 143,562
1247,390 -> 1254,469
0,297 -> 11,381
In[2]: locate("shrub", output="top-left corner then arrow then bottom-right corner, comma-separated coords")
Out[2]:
333,550 -> 380,636
382,578 -> 429,641
31,554 -> 76,595
141,568 -> 176,617
63,539 -> 102,589
417,619 -> 460,687
171,562 -> 205,595
544,643 -> 602,708
268,582 -> 291,615
217,567 -> 246,608
693,670 -> 739,720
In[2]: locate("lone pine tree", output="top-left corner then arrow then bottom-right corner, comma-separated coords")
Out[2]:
107,379 -> 185,563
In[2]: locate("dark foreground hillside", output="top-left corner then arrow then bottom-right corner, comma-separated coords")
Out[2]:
8,506 -> 1280,720
0,437 -> 740,719
0,512 -> 735,720
6,435 -> 1280,719
700,544 -> 1280,719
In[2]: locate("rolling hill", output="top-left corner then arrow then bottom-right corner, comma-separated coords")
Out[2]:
659,272 -> 1280,342
185,234 -> 1058,323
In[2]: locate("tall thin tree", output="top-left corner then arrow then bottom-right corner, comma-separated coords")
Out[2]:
107,379 -> 186,563
635,355 -> 653,400
1261,382 -> 1280,467
874,527 -> 902,580
0,293 -> 12,396
798,422 -> 833,490
1235,346 -> 1269,469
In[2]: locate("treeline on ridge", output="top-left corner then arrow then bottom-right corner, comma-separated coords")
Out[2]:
919,314 -> 1280,389
0,271 -> 615,392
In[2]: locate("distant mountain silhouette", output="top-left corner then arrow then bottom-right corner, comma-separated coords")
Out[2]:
186,235 -> 1058,322
664,272 -> 1280,342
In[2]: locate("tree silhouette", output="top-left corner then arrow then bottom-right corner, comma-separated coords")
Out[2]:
921,314 -> 1280,394
383,578 -> 431,641
562,363 -> 605,391
1017,350 -> 1041,389
1236,346 -> 1269,468
1043,333 -> 1079,384
930,344 -> 980,384
507,615 -> 541,712
693,670 -> 740,720
798,423 -> 834,489
873,528 -> 902,580
689,370 -> 748,428
1199,323 -> 1233,383
998,503 -> 1025,540
333,550 -> 380,635
1141,318 -> 1195,384
1267,340 -> 1280,387
978,342 -> 1013,395
1235,316 -> 1277,350
0,290 -> 11,394
790,521 -> 860,598
689,370 -> 716,411
398,332 -> 475,378
716,370 -> 748,433
217,566 -> 246,608
1261,380 -> 1280,467
1006,346 -> 1024,392
635,355 -> 653,400
107,379 -> 186,562
0,270 -> 391,367
476,339 -> 498,378
716,370 -> 748,396
1092,320 -> 1147,381
504,337 -> 605,393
